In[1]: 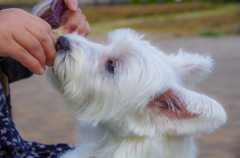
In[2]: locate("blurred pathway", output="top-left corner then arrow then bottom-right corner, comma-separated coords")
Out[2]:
10,35 -> 240,157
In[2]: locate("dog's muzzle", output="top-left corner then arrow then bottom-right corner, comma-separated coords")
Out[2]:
56,36 -> 70,51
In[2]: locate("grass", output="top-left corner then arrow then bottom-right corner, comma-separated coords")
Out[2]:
82,2 -> 216,23
18,2 -> 240,36
86,3 -> 240,36
237,25 -> 240,34
199,28 -> 223,36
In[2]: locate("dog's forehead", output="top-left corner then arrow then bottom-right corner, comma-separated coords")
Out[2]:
66,33 -> 104,51
107,28 -> 145,44
104,29 -> 164,60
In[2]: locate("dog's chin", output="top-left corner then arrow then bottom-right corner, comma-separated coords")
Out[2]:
46,66 -> 64,93
47,49 -> 72,92
54,50 -> 73,77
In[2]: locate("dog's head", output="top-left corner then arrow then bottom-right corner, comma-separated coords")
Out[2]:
47,28 -> 226,138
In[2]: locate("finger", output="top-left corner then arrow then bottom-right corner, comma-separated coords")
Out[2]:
82,21 -> 90,37
64,9 -> 85,34
5,39 -> 45,75
27,18 -> 56,66
12,28 -> 46,67
64,0 -> 78,12
75,18 -> 87,35
75,16 -> 90,36
60,11 -> 69,26
30,15 -> 56,45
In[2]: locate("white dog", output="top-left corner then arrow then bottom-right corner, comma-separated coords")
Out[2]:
47,28 -> 227,158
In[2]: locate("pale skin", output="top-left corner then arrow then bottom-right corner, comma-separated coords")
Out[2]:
0,0 -> 90,75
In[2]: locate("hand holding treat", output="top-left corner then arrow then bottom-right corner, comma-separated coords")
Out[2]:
0,9 -> 56,75
0,0 -> 90,76
32,0 -> 90,39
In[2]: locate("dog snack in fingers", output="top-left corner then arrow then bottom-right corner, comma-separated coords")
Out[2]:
31,0 -> 67,39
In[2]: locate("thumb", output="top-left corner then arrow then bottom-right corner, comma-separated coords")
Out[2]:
64,0 -> 78,12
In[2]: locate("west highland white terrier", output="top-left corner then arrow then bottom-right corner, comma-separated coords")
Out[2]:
47,28 -> 227,158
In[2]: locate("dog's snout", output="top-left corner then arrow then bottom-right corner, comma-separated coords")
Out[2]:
56,36 -> 70,51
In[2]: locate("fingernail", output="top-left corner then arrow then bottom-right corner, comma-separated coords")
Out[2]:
65,29 -> 71,34
37,67 -> 45,75
71,4 -> 77,11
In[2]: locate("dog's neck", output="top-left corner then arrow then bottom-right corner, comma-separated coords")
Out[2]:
76,121 -> 196,158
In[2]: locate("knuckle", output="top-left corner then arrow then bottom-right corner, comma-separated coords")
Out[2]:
1,32 -> 13,43
68,21 -> 78,29
39,31 -> 49,42
18,49 -> 29,59
31,40 -> 42,50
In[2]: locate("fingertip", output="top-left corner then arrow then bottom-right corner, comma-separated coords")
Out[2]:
37,67 -> 45,75
83,22 -> 90,37
71,4 -> 77,12
65,0 -> 78,12
65,29 -> 72,34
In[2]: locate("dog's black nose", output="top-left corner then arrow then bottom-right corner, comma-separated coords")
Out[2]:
56,36 -> 70,51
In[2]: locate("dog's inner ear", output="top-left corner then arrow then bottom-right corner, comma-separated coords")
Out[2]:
148,89 -> 198,119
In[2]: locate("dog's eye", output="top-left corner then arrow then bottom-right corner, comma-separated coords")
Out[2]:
108,61 -> 115,73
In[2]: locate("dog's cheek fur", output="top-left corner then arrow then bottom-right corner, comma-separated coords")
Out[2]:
46,67 -> 63,92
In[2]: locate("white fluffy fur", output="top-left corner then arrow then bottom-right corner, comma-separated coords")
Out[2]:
47,28 -> 227,158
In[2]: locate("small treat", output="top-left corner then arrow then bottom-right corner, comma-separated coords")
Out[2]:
53,26 -> 65,40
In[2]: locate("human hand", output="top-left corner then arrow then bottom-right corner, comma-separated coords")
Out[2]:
0,9 -> 56,75
63,0 -> 78,12
61,0 -> 90,36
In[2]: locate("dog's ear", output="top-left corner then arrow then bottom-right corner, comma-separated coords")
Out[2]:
146,87 -> 226,135
169,49 -> 213,88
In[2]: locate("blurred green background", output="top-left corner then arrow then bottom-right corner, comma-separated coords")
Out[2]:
0,0 -> 239,37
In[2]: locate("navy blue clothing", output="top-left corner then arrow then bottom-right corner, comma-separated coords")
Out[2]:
0,57 -> 75,157
0,57 -> 33,117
